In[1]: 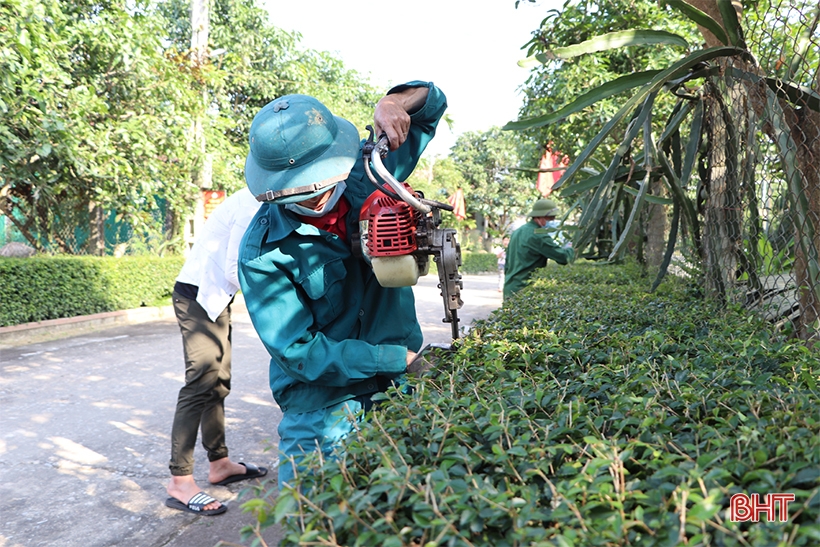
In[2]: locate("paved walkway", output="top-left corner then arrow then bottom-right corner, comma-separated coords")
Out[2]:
0,274 -> 502,547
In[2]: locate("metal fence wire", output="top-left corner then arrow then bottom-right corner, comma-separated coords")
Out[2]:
0,199 -> 169,256
693,1 -> 820,341
0,204 -> 133,256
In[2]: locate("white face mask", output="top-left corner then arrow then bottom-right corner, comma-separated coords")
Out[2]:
285,181 -> 347,217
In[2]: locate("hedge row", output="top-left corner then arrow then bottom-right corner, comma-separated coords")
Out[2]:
461,252 -> 498,274
425,252 -> 498,276
245,261 -> 820,547
0,251 -> 494,328
0,256 -> 184,327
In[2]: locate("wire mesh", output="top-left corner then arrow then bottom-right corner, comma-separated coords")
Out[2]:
694,0 -> 820,340
0,202 -> 165,256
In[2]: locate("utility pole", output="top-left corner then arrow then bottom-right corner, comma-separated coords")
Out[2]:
190,0 -> 208,65
185,0 -> 212,252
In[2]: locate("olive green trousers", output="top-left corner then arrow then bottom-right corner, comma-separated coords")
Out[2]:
168,291 -> 232,476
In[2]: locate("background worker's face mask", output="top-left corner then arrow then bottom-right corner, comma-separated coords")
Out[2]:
285,181 -> 347,217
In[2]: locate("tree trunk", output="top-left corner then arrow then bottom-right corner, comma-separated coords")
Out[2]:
87,201 -> 105,256
687,1 -> 744,298
687,0 -> 743,49
690,0 -> 820,340
702,78 -> 746,300
786,91 -> 820,341
645,178 -> 668,269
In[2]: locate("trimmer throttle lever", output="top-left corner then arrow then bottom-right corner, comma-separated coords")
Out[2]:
362,125 -> 389,160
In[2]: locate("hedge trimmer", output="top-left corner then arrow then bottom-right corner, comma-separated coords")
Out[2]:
358,126 -> 463,341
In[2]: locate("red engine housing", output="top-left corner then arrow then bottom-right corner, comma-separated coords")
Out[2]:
360,189 -> 420,257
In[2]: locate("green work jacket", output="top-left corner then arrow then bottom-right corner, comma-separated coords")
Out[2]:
239,81 -> 447,414
503,219 -> 574,300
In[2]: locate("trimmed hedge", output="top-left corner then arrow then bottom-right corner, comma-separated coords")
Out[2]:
243,261 -> 820,547
0,251 -> 493,328
461,251 -> 498,274
0,256 -> 184,327
427,252 -> 498,276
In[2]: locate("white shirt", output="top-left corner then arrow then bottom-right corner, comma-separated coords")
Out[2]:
176,187 -> 261,321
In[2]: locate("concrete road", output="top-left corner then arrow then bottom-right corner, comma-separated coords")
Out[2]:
0,274 -> 501,547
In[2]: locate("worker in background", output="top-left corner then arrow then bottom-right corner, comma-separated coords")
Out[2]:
165,187 -> 267,516
503,198 -> 574,301
238,81 -> 447,489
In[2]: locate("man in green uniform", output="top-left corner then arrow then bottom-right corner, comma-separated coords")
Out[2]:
238,81 -> 446,488
503,198 -> 574,300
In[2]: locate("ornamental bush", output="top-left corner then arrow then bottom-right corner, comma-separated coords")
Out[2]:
461,252 -> 498,274
241,261 -> 820,546
426,251 -> 498,276
0,256 -> 183,326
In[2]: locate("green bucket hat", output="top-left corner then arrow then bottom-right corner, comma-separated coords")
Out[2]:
528,198 -> 560,218
244,95 -> 361,204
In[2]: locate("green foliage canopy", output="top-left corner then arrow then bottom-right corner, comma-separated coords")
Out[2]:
0,0 -> 200,250
0,0 -> 384,253
508,0 -> 820,290
159,0 -> 383,194
513,0 -> 700,164
450,127 -> 541,238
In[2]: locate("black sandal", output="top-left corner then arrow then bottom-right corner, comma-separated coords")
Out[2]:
165,492 -> 227,516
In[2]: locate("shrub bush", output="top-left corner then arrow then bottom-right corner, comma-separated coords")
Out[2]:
461,251 -> 498,274
0,256 -> 183,326
426,251 -> 498,276
242,262 -> 820,547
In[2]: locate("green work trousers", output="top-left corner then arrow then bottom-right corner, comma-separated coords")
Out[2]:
168,291 -> 232,476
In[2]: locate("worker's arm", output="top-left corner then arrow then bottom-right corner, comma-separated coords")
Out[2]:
532,231 -> 575,264
238,212 -> 414,388
239,261 -> 408,387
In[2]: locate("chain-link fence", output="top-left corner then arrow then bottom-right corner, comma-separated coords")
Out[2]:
0,202 -> 169,256
690,1 -> 819,340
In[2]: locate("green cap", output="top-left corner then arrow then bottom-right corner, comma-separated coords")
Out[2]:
528,198 -> 560,218
244,95 -> 361,203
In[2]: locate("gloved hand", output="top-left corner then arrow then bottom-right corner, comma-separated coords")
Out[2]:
405,343 -> 453,376
406,353 -> 434,375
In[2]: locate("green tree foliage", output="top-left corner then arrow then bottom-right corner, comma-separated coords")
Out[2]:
1,0 -> 383,254
450,127 -> 540,240
510,0 -> 820,338
403,156 -> 475,249
159,0 -> 382,193
514,0 -> 700,164
507,1 -> 703,265
0,0 -> 200,251
405,156 -> 465,210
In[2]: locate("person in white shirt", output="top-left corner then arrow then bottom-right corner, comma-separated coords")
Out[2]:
493,237 -> 510,292
164,187 -> 267,516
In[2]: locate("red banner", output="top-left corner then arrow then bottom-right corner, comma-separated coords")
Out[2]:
447,188 -> 467,220
536,146 -> 569,197
203,190 -> 226,220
